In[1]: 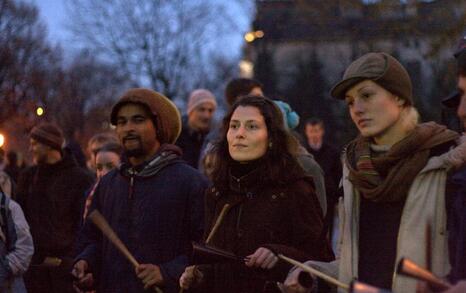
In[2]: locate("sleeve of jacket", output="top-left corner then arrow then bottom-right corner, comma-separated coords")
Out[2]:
74,181 -> 103,274
72,171 -> 95,247
2,198 -> 34,276
158,174 -> 208,292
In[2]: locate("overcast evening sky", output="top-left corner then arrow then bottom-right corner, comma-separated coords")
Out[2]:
32,0 -> 251,59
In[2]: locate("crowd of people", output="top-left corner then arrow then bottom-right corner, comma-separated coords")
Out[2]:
0,35 -> 465,293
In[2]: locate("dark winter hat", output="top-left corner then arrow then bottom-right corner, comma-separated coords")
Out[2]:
30,123 -> 64,151
454,33 -> 466,58
441,90 -> 461,109
331,52 -> 413,105
441,34 -> 466,108
110,88 -> 181,144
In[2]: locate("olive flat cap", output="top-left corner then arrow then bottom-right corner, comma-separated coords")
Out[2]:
331,52 -> 413,105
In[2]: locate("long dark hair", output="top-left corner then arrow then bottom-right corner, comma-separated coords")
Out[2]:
210,95 -> 305,192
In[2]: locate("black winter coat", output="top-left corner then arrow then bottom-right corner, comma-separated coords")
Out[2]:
196,168 -> 334,293
16,152 -> 94,261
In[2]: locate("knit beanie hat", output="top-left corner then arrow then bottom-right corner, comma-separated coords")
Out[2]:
331,52 -> 413,105
273,100 -> 300,130
110,88 -> 182,144
187,89 -> 217,114
30,123 -> 64,151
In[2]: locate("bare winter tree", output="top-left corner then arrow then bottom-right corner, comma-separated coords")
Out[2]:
66,0 -> 247,100
52,50 -> 134,139
0,0 -> 62,127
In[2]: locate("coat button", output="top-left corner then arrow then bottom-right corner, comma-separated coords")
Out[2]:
271,194 -> 277,200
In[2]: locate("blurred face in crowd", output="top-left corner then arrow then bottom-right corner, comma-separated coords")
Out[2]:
227,106 -> 268,162
345,80 -> 405,145
305,123 -> 324,146
188,102 -> 216,132
115,103 -> 160,163
29,138 -> 50,165
456,74 -> 466,131
95,150 -> 120,178
249,87 -> 264,97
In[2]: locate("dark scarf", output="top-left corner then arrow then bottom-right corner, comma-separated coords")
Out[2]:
228,159 -> 264,195
120,144 -> 182,178
346,122 -> 458,203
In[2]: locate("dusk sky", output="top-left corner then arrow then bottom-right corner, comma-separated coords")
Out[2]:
32,0 -> 252,58
32,0 -> 70,44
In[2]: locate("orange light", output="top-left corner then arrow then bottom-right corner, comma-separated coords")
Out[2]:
254,30 -> 264,38
0,134 -> 4,147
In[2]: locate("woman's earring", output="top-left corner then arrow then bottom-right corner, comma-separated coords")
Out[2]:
268,142 -> 273,149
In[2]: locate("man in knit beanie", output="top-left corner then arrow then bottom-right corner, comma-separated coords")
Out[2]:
176,89 -> 217,168
15,123 -> 94,293
73,88 -> 208,293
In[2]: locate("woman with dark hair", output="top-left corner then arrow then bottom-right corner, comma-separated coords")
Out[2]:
284,52 -> 466,293
179,95 -> 333,293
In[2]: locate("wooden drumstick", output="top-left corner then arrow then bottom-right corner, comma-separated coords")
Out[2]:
179,203 -> 231,293
206,203 -> 231,244
88,210 -> 163,293
277,254 -> 350,291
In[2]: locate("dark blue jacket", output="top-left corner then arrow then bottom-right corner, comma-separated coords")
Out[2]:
449,166 -> 466,283
77,156 -> 207,293
175,116 -> 208,168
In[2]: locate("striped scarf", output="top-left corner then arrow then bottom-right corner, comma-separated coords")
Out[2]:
345,122 -> 458,203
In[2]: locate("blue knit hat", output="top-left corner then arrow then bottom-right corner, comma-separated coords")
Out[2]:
273,100 -> 300,130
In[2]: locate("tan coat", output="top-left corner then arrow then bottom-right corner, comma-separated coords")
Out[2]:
304,137 -> 466,292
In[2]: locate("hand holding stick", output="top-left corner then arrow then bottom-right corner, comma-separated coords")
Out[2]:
88,210 -> 163,293
179,203 -> 231,293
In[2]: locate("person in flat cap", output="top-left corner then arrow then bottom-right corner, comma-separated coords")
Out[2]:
175,89 -> 217,168
72,88 -> 208,293
284,52 -> 466,293
15,123 -> 94,293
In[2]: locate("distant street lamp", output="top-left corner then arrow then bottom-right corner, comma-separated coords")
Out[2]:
239,60 -> 254,78
36,106 -> 44,116
244,30 -> 265,43
0,133 -> 5,148
244,32 -> 255,42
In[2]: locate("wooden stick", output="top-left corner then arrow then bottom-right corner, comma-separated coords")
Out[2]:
206,204 -> 231,244
277,254 -> 350,291
179,203 -> 231,293
88,210 -> 163,293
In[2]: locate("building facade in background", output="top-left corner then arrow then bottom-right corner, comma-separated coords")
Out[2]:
243,0 -> 466,145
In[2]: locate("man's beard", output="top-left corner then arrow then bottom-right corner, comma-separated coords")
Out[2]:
124,148 -> 145,158
122,136 -> 146,158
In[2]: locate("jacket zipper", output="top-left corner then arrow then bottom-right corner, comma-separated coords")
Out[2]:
128,169 -> 136,200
